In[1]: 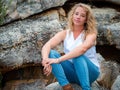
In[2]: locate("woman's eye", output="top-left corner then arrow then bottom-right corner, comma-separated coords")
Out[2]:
74,12 -> 86,18
81,15 -> 85,17
74,12 -> 79,15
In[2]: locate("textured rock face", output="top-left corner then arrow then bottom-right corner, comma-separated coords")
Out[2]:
0,19 -> 62,68
93,8 -> 120,49
2,0 -> 67,25
111,75 -> 120,90
45,81 -> 108,90
97,61 -> 120,89
0,7 -> 66,70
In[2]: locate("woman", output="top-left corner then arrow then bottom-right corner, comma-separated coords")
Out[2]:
41,3 -> 100,90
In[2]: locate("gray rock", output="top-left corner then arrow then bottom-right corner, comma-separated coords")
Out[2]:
93,8 -> 120,49
111,75 -> 120,90
0,19 -> 62,67
2,0 -> 67,25
45,81 -> 108,90
97,61 -> 120,89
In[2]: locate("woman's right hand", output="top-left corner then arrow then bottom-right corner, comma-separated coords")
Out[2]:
43,64 -> 52,76
42,58 -> 52,76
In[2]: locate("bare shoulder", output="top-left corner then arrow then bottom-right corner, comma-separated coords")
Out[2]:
56,30 -> 67,40
84,33 -> 97,46
58,30 -> 66,35
85,33 -> 97,44
86,33 -> 97,40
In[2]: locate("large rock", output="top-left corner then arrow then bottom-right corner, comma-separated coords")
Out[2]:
2,0 -> 67,25
93,8 -> 120,49
111,75 -> 120,90
0,10 -> 63,69
97,61 -> 120,89
45,81 -> 108,90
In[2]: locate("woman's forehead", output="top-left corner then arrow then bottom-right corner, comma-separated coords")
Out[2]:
75,7 -> 87,14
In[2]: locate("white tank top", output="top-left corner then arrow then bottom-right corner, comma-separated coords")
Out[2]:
63,30 -> 100,67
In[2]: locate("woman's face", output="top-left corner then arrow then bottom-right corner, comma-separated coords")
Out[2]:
72,6 -> 87,26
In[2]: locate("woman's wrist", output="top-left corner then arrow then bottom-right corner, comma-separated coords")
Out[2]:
42,57 -> 48,60
57,58 -> 61,63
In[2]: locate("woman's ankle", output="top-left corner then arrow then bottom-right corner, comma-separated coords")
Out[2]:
62,84 -> 74,90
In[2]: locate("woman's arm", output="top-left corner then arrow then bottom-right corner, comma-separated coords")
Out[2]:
58,33 -> 97,62
46,33 -> 97,64
41,30 -> 66,61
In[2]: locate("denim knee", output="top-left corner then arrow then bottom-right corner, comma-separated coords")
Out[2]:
73,55 -> 85,62
49,50 -> 61,58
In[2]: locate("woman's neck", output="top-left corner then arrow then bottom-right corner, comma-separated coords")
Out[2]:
73,26 -> 84,32
72,26 -> 84,40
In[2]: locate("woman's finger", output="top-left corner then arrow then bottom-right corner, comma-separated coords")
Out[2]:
46,66 -> 52,76
44,65 -> 52,76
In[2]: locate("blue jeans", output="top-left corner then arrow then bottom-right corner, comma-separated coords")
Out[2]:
49,50 -> 100,90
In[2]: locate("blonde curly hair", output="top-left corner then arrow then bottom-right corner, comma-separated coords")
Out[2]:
67,3 -> 97,38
